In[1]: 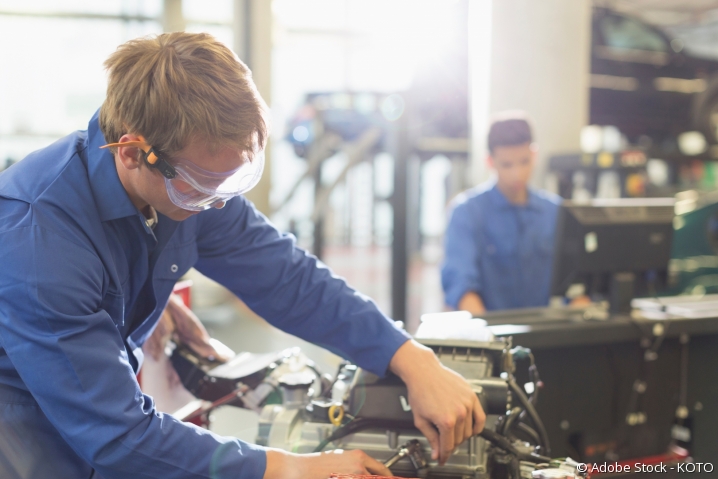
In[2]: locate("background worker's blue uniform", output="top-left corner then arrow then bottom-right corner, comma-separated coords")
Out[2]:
441,181 -> 561,311
0,112 -> 410,479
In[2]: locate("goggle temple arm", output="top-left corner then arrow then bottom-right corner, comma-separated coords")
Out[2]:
148,154 -> 178,179
100,137 -> 177,180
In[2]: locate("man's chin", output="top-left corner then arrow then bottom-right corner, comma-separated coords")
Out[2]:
507,183 -> 528,193
166,208 -> 199,221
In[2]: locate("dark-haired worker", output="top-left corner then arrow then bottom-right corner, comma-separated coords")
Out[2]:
442,113 -> 561,314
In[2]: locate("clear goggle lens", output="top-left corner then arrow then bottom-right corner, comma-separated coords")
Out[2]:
164,149 -> 264,211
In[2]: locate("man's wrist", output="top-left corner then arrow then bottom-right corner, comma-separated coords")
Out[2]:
389,339 -> 441,382
264,449 -> 297,479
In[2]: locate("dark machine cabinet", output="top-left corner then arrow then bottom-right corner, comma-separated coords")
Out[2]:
488,314 -> 718,466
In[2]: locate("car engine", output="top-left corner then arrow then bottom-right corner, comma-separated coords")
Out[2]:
170,319 -> 585,479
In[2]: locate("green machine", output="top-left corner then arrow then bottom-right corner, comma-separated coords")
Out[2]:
670,190 -> 718,295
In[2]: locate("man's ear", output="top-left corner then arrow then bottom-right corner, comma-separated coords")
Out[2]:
486,154 -> 494,168
115,134 -> 144,171
530,143 -> 539,162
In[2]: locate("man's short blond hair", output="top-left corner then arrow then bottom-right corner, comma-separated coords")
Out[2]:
99,32 -> 267,158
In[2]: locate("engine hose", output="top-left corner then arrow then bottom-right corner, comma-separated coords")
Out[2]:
313,418 -> 412,453
509,456 -> 522,479
503,410 -> 542,446
515,422 -> 541,445
508,379 -> 551,456
479,428 -> 552,463
314,416 -> 553,468
313,418 -> 370,452
501,407 -> 523,435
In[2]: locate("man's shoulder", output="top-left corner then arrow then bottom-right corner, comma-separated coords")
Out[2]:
449,182 -> 495,211
0,132 -> 88,204
0,131 -> 96,241
529,188 -> 562,211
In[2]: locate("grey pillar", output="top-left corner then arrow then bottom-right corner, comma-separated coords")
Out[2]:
472,0 -> 591,186
239,0 -> 273,215
162,0 -> 185,32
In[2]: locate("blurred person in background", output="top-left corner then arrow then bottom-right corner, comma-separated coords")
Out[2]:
0,32 -> 485,479
442,112 -> 561,315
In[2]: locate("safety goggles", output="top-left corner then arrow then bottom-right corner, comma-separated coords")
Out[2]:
101,136 -> 264,211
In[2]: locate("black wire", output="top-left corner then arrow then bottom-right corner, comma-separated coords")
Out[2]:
502,408 -> 542,448
515,422 -> 542,445
313,418 -> 369,453
501,407 -> 523,436
508,379 -> 551,456
479,428 -> 552,463
509,456 -> 522,479
312,419 -> 412,453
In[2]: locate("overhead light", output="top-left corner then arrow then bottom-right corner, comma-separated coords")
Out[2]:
590,74 -> 638,91
647,159 -> 669,187
678,131 -> 707,156
602,125 -> 622,153
654,77 -> 706,94
581,125 -> 603,154
580,125 -> 622,153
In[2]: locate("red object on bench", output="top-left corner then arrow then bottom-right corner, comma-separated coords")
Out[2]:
329,475 -> 418,479
173,279 -> 193,308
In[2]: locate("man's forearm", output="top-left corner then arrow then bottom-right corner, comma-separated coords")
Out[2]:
388,339 -> 439,381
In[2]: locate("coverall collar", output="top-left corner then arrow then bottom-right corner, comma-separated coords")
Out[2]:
86,110 -> 139,222
489,181 -> 542,211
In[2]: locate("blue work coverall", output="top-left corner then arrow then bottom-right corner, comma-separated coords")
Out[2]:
441,182 -> 561,311
0,113 -> 410,479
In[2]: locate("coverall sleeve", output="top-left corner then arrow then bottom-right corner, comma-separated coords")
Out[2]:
0,221 -> 266,479
441,201 -> 483,309
194,197 -> 411,377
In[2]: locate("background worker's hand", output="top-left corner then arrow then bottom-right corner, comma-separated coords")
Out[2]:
263,449 -> 392,479
389,340 -> 486,465
144,293 -> 235,362
569,295 -> 592,308
457,291 -> 486,316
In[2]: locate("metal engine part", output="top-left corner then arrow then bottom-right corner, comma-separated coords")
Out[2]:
257,337 -> 514,478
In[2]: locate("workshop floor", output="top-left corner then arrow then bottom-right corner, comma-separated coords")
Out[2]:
189,243 -> 446,442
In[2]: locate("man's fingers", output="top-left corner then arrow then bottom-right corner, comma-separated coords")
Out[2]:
185,339 -> 220,360
437,417 -> 456,465
454,407 -> 466,450
463,405 -> 473,442
472,395 -> 486,435
363,455 -> 392,477
414,417 -> 440,461
144,335 -> 160,360
144,310 -> 174,360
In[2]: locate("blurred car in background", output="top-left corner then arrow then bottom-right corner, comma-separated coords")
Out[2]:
591,7 -> 718,155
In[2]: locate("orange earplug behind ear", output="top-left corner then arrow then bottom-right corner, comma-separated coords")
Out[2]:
101,136 -> 159,164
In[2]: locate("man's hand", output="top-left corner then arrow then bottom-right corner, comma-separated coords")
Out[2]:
389,340 -> 486,465
458,291 -> 486,316
144,293 -> 235,362
263,449 -> 392,479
